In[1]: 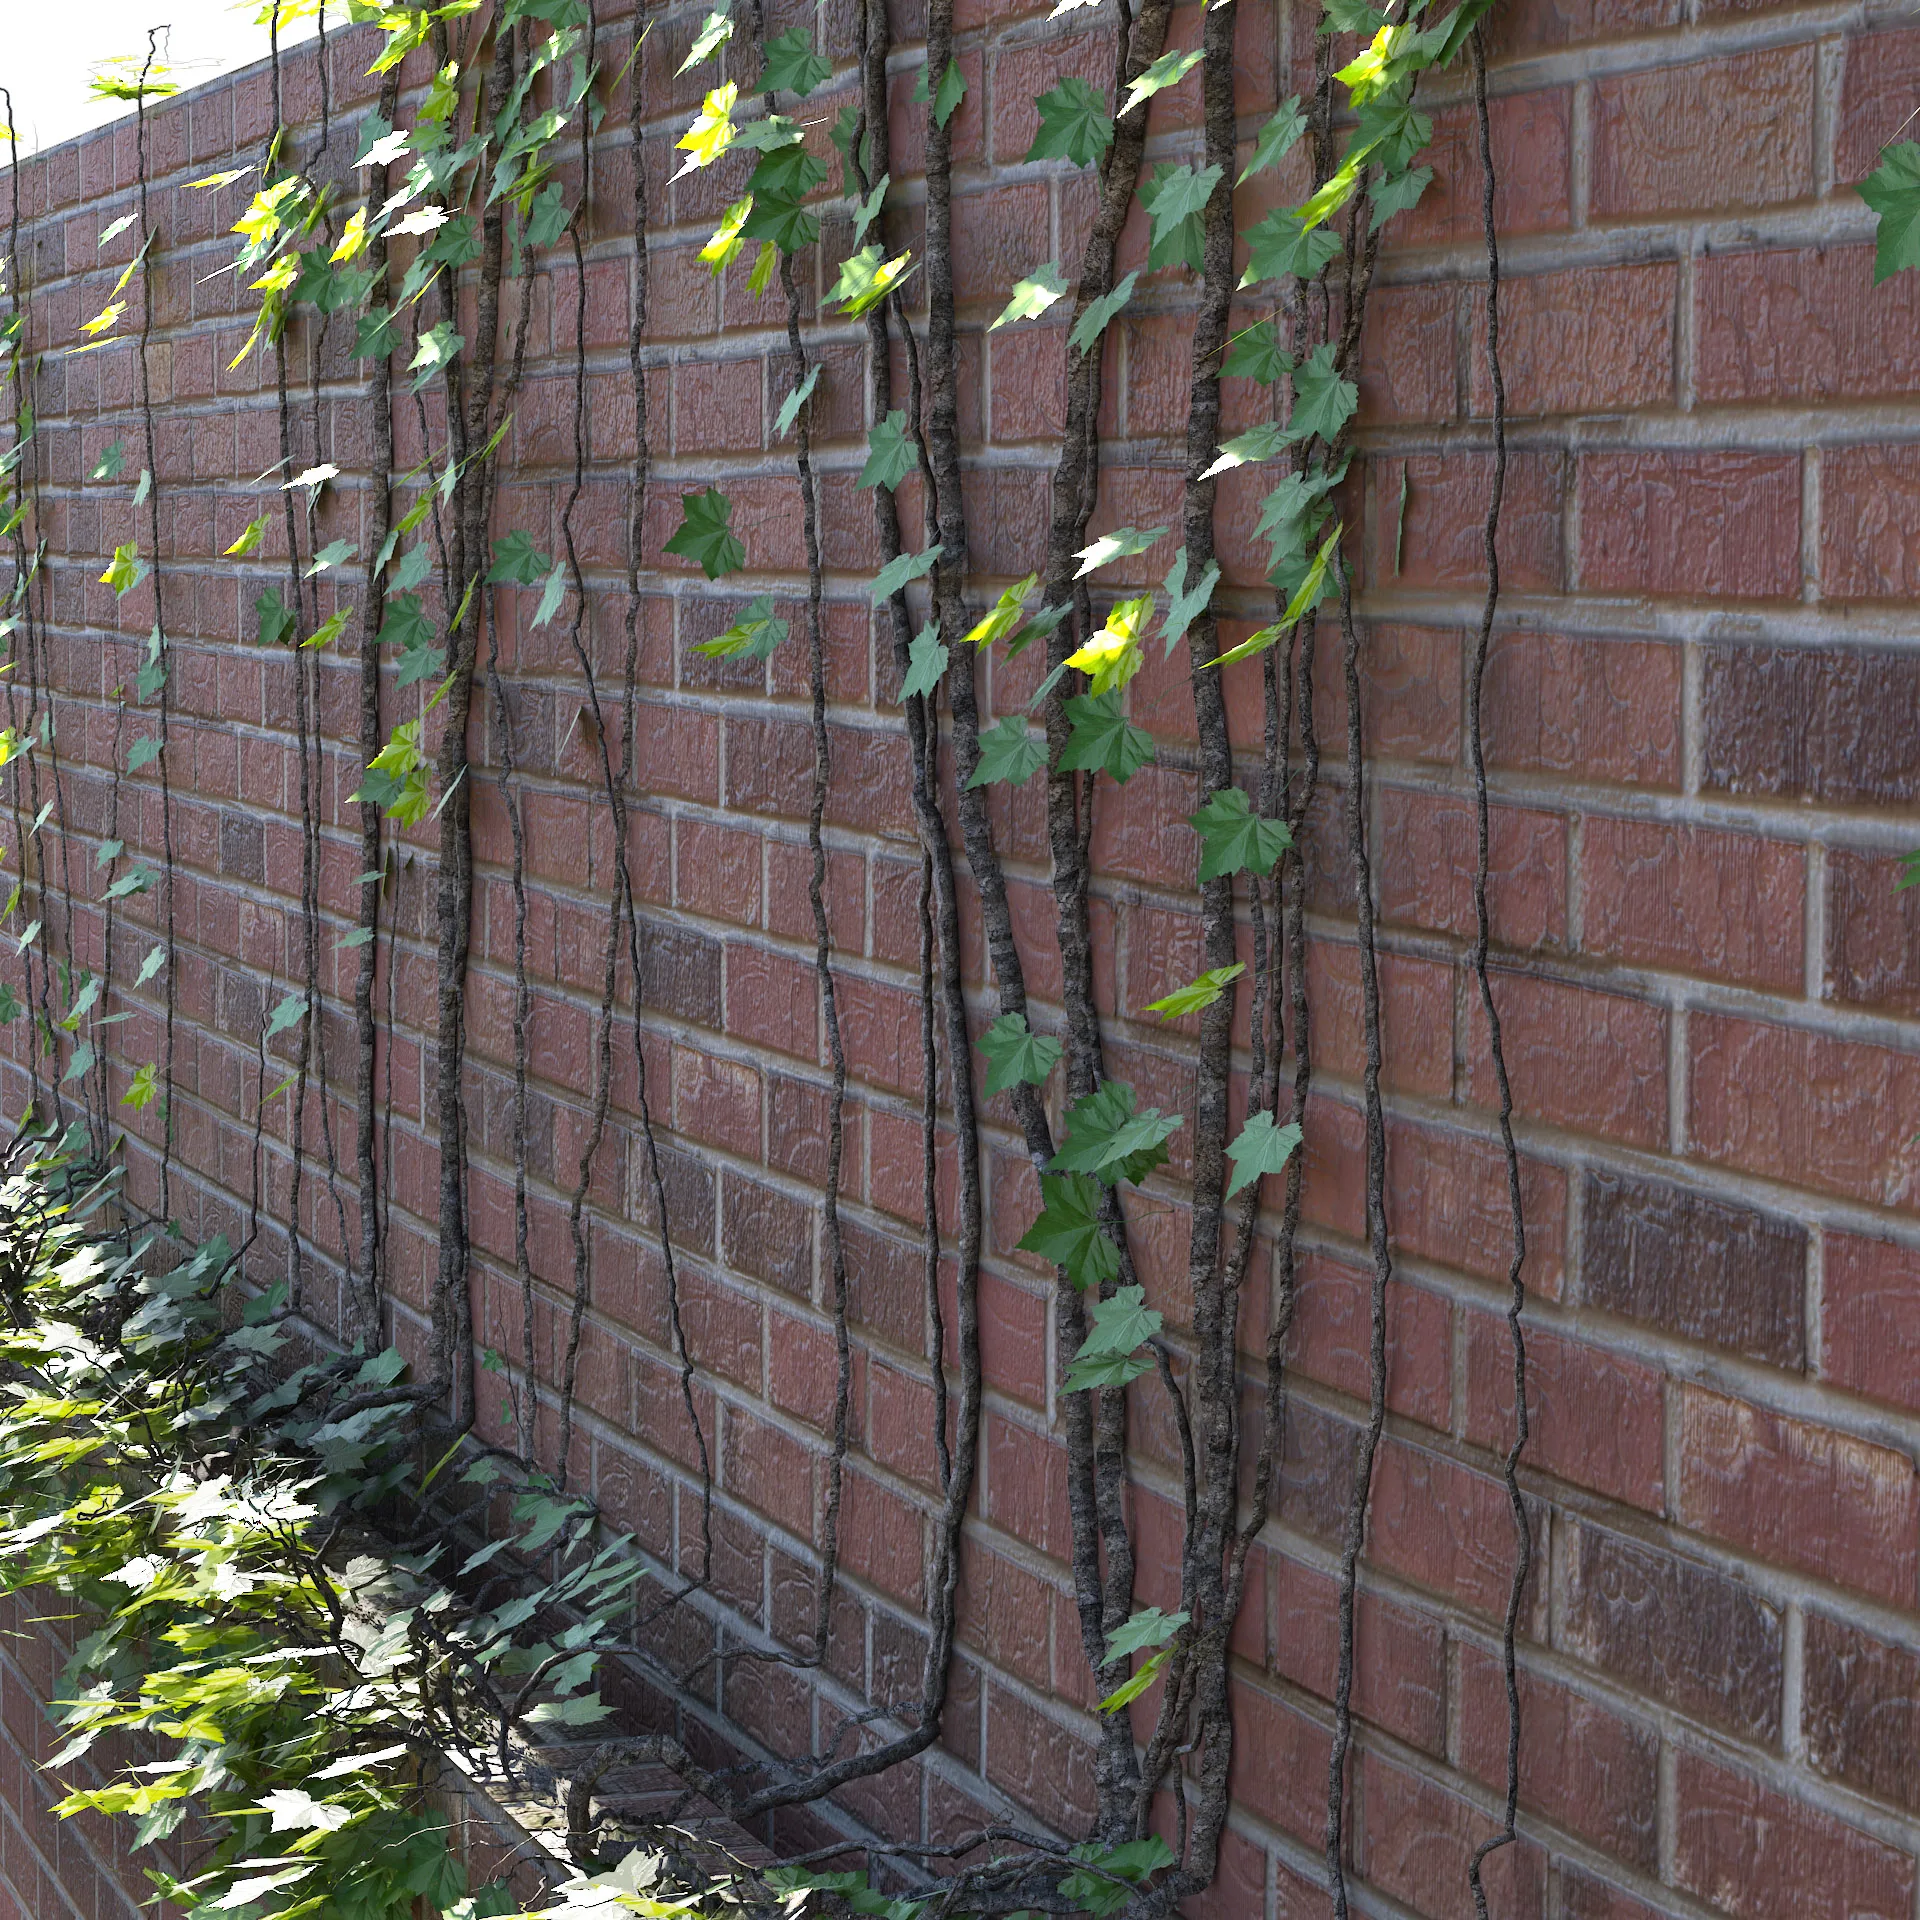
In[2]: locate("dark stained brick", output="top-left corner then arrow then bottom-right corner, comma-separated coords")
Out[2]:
1803,1612 -> 1920,1813
1558,1517 -> 1783,1744
1701,645 -> 1920,807
1582,1168 -> 1807,1368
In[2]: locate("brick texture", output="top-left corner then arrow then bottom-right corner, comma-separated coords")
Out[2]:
0,4 -> 1915,1918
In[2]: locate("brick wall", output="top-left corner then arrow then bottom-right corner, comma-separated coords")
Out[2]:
2,0 -> 1919,1914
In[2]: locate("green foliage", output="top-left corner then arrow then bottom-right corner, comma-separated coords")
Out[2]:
859,411 -> 918,491
832,246 -> 913,318
977,1012 -> 1063,1097
1064,1285 -> 1161,1391
100,543 -> 147,597
1017,1172 -> 1117,1291
870,541 -> 942,602
1240,96 -> 1306,183
0,1138 -> 646,1920
1145,962 -> 1243,1020
1225,1108 -> 1304,1199
1140,162 -> 1221,272
353,720 -> 431,827
1073,525 -> 1166,578
1119,46 -> 1202,117
1222,320 -> 1292,384
1069,269 -> 1138,357
488,529 -> 552,586
912,57 -> 967,128
679,7 -> 733,74
991,262 -> 1070,331
664,488 -> 745,579
1190,785 -> 1293,880
901,623 -> 949,700
1240,207 -> 1342,287
1160,551 -> 1219,654
775,364 -> 820,438
1060,1837 -> 1178,1915
1288,342 -> 1360,444
758,28 -> 832,99
1026,77 -> 1113,168
1369,163 -> 1433,230
1058,691 -> 1155,784
1859,142 -> 1920,282
1052,1081 -> 1181,1186
695,596 -> 789,662
968,715 -> 1046,788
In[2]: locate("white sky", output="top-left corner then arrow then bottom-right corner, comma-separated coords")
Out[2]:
1,3 -> 319,157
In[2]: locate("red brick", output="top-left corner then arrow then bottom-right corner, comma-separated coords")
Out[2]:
1482,631 -> 1682,789
1465,970 -> 1668,1151
1822,444 -> 1920,598
1377,786 -> 1568,952
1581,817 -> 1805,992
1591,48 -> 1816,218
1291,1250 -> 1451,1433
1676,1385 -> 1919,1607
1456,1646 -> 1659,1871
1388,91 -> 1572,247
1826,845 -> 1920,1014
1354,1752 -> 1546,1920
1688,1012 -> 1920,1208
1579,450 -> 1801,598
1802,1611 -> 1920,1814
1309,621 -> 1461,767
1357,283 -> 1457,426
1225,1677 -> 1333,1845
1465,1314 -> 1664,1509
1470,263 -> 1675,417
1696,246 -> 1920,403
1372,450 -> 1565,594
1367,1439 -> 1548,1632
1838,26 -> 1920,183
1673,1749 -> 1914,1920
1824,1231 -> 1920,1413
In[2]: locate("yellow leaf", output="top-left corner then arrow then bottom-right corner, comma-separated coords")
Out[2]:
330,207 -> 368,263
80,302 -> 124,339
1065,594 -> 1152,695
674,82 -> 739,178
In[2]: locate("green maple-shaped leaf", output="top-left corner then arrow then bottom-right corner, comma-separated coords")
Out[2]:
740,185 -> 821,256
352,306 -> 398,362
991,262 -> 1069,331
135,944 -> 166,987
665,489 -> 746,579
913,57 -> 967,128
695,594 -> 789,661
775,363 -> 820,439
1058,691 -> 1155,784
121,1063 -> 159,1110
391,542 -> 432,592
1256,468 -> 1338,574
1052,1081 -> 1182,1186
859,411 -> 918,491
967,715 -> 1046,788
1287,344 -> 1358,445
1069,269 -> 1138,357
256,586 -> 296,648
871,542 -> 942,602
978,1011 -> 1063,1097
408,320 -> 464,393
758,27 -> 832,98
1145,962 -> 1244,1021
304,538 -> 355,577
964,573 -> 1040,648
90,440 -> 127,481
1073,524 -> 1167,578
1369,163 -> 1433,232
1239,208 -> 1343,288
394,639 -> 446,688
1859,142 -> 1920,282
1160,552 -> 1219,655
303,605 -> 353,650
1140,162 -> 1221,273
104,866 -> 154,902
1353,94 -> 1432,177
266,991 -> 308,1039
378,593 -> 435,656
1239,96 -> 1306,184
1217,522 -> 1342,664
832,245 -> 914,318
1106,1606 -> 1189,1662
1064,1285 -> 1162,1392
1119,45 -> 1202,118
1190,785 -> 1293,880
1226,1108 -> 1304,1199
678,6 -> 733,74
1202,421 -> 1289,480
1027,76 -> 1113,167
526,182 -> 571,252
851,174 -> 889,247
531,561 -> 569,629
489,529 -> 552,585
1222,321 -> 1293,384
100,543 -> 146,596
126,736 -> 161,773
901,622 -> 950,701
1017,1171 -> 1118,1290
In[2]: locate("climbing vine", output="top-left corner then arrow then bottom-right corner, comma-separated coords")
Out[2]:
0,0 -> 1535,1912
